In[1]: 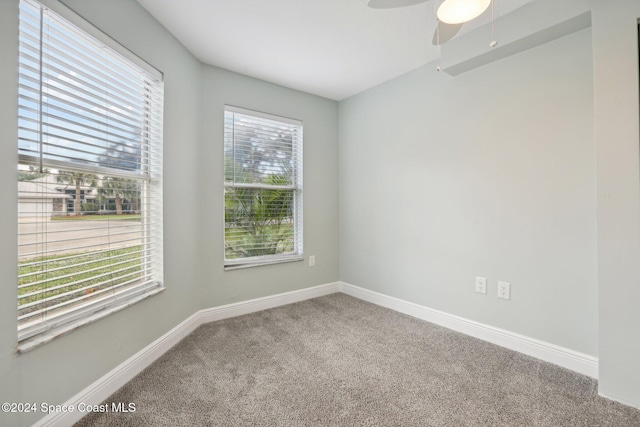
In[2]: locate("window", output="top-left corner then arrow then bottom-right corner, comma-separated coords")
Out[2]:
17,0 -> 164,351
224,106 -> 303,269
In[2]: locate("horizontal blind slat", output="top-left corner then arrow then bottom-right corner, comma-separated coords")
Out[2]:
19,255 -> 155,296
18,248 -> 155,280
17,243 -> 155,269
18,281 -> 162,342
18,269 -> 157,319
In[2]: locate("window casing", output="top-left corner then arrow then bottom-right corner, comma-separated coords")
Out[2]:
17,0 -> 164,351
224,106 -> 303,269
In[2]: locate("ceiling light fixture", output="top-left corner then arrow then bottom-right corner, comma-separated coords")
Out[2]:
436,0 -> 491,24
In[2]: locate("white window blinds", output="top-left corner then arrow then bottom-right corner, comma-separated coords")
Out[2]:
224,106 -> 303,269
17,0 -> 164,351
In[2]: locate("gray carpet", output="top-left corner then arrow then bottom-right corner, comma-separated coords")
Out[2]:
75,293 -> 640,426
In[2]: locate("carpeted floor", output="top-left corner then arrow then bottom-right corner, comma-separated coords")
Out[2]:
75,293 -> 640,426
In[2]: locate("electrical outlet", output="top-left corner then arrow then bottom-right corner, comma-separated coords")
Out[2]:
309,255 -> 315,267
498,281 -> 510,300
475,276 -> 487,294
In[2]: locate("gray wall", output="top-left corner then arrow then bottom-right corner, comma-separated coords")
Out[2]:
0,0 -> 339,426
591,0 -> 640,408
340,26 -> 598,355
339,28 -> 598,355
0,0 -> 202,425
340,0 -> 640,408
197,65 -> 339,308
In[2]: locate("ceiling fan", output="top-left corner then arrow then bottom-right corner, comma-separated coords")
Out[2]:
368,0 -> 494,46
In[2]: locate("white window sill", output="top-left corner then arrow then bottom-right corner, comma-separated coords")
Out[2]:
224,255 -> 303,271
17,287 -> 165,354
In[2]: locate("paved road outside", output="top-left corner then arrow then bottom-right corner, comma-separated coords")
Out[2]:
18,218 -> 143,257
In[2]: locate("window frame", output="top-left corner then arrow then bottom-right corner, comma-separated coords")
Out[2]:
16,0 -> 164,352
223,105 -> 303,270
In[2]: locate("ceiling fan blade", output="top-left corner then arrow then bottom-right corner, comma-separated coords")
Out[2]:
368,0 -> 431,9
432,22 -> 463,45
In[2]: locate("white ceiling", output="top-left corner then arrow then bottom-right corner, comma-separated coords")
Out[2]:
136,0 -> 533,101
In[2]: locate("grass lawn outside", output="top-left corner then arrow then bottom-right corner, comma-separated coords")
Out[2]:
51,214 -> 141,221
18,246 -> 144,318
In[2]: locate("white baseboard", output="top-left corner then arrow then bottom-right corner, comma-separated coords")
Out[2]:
199,281 -> 341,324
33,280 -> 600,426
32,282 -> 341,427
31,311 -> 203,427
339,282 -> 598,379
598,391 -> 640,410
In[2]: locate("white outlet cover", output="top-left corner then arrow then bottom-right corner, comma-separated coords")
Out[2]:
309,255 -> 316,267
475,276 -> 487,294
498,281 -> 510,300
